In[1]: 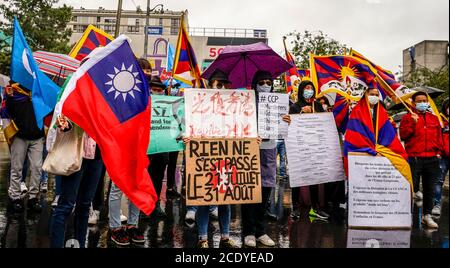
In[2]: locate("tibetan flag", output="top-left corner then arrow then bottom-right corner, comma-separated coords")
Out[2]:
333,94 -> 350,134
10,17 -> 60,129
310,54 -> 377,101
172,16 -> 205,88
60,35 -> 157,215
284,50 -> 299,93
344,95 -> 413,190
298,69 -> 310,81
69,25 -> 114,61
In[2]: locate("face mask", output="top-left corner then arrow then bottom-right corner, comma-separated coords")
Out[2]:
256,84 -> 272,93
416,102 -> 430,112
303,89 -> 314,99
322,105 -> 328,111
368,95 -> 380,105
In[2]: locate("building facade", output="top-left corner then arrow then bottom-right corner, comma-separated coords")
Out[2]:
403,40 -> 449,77
68,7 -> 268,76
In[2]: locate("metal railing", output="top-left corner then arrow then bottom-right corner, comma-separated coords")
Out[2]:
188,27 -> 267,38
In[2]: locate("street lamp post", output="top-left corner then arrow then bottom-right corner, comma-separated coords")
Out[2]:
114,0 -> 123,38
143,2 -> 164,58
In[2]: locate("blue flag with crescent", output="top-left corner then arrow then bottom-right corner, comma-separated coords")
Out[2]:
10,17 -> 60,129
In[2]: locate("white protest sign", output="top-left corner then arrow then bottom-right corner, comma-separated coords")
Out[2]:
184,89 -> 257,138
257,93 -> 289,139
347,229 -> 411,248
348,154 -> 412,229
286,113 -> 346,187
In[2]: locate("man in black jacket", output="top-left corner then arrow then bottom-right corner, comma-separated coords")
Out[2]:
6,83 -> 44,213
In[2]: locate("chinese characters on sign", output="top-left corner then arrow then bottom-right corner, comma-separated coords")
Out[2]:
184,89 -> 258,138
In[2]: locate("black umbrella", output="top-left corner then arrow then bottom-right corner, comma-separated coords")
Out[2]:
387,86 -> 446,111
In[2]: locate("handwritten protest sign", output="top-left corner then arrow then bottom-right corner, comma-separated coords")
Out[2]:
257,93 -> 289,139
185,138 -> 262,206
348,153 -> 412,229
285,113 -> 346,187
184,89 -> 257,138
147,95 -> 185,155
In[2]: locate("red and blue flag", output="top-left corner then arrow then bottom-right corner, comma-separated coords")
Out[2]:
332,94 -> 350,134
283,50 -> 299,93
69,25 -> 114,61
60,35 -> 157,215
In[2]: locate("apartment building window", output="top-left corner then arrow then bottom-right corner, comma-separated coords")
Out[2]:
97,17 -> 101,23
127,26 -> 139,33
104,25 -> 116,34
71,16 -> 78,22
170,18 -> 180,35
105,18 -> 116,24
136,19 -> 140,25
159,18 -> 163,26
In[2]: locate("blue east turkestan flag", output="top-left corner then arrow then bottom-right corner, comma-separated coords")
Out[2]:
10,17 -> 60,129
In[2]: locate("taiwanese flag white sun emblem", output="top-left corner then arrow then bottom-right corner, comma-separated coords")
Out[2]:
105,63 -> 142,101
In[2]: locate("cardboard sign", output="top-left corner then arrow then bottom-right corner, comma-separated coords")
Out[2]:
257,92 -> 289,139
348,154 -> 412,229
148,95 -> 185,154
184,89 -> 257,138
185,138 -> 262,206
286,113 -> 346,187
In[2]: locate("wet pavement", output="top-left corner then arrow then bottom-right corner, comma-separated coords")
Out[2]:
0,141 -> 448,248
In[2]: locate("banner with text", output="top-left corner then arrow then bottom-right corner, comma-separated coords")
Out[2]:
147,95 -> 185,155
184,89 -> 257,138
285,113 -> 346,187
258,93 -> 289,139
185,138 -> 262,206
348,154 -> 412,229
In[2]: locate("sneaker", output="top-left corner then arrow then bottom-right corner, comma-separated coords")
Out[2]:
219,238 -> 238,248
244,235 -> 256,248
185,210 -> 196,228
110,228 -> 130,246
414,191 -> 423,200
309,208 -> 329,220
290,209 -> 301,220
88,208 -> 100,225
27,198 -> 42,213
196,240 -> 209,248
257,234 -> 275,247
432,206 -> 441,216
422,214 -> 439,229
11,199 -> 24,213
20,182 -> 28,195
120,211 -> 128,223
127,226 -> 145,244
209,207 -> 219,221
40,181 -> 48,193
51,195 -> 60,208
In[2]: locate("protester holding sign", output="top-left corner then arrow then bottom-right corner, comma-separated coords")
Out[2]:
241,71 -> 291,248
288,80 -> 330,220
400,91 -> 443,229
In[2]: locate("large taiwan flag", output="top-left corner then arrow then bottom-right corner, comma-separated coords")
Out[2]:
59,35 -> 157,215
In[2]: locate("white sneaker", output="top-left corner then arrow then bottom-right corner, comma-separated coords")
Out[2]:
414,191 -> 423,200
88,208 -> 100,225
20,182 -> 28,194
432,206 -> 441,216
422,214 -> 439,229
120,211 -> 128,222
244,235 -> 256,248
257,234 -> 275,247
209,207 -> 219,220
185,210 -> 196,228
51,195 -> 60,208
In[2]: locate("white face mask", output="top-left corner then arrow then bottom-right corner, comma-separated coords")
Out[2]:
256,84 -> 272,93
368,95 -> 380,105
322,104 -> 328,111
303,89 -> 314,99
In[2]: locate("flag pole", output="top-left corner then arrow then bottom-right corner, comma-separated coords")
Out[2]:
282,36 -> 290,93
375,73 -> 414,114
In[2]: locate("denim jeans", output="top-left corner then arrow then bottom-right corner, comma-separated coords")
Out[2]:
197,205 -> 230,240
186,205 -> 217,213
54,175 -> 62,196
242,187 -> 272,237
276,140 -> 287,177
109,182 -> 140,229
434,158 -> 449,207
50,157 -> 104,248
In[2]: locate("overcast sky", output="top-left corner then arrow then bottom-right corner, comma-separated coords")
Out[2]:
60,0 -> 449,74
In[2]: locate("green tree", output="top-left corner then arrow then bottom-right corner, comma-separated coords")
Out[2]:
287,30 -> 348,69
0,0 -> 73,75
402,65 -> 449,110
